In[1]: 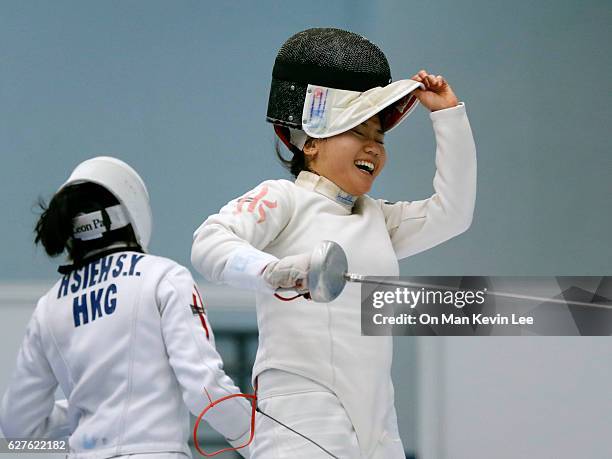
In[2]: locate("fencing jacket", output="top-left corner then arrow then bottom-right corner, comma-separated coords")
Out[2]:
0,252 -> 252,459
191,103 -> 477,457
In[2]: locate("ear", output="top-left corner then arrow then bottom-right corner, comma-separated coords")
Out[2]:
303,137 -> 319,159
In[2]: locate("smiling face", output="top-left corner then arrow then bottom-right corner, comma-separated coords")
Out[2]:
303,115 -> 386,196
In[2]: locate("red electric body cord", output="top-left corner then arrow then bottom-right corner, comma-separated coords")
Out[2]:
193,381 -> 259,457
194,292 -> 315,456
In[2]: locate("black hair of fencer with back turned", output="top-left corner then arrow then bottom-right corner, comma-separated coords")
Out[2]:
34,182 -> 139,264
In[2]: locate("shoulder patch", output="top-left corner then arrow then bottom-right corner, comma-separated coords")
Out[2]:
233,185 -> 278,223
190,285 -> 210,339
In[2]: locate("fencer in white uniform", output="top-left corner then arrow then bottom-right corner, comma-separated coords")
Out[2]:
191,28 -> 477,459
0,157 -> 253,459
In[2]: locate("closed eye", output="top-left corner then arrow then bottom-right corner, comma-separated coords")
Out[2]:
351,128 -> 385,145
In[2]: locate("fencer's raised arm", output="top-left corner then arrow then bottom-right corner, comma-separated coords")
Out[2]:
157,265 -> 252,457
0,304 -> 71,439
191,180 -> 293,291
378,103 -> 477,259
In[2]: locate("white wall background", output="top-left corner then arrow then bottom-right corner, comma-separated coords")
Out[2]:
418,337 -> 612,458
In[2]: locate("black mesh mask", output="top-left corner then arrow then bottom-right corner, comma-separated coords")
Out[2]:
266,28 -> 392,130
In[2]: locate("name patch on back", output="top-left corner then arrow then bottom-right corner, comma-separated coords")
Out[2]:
55,253 -> 145,328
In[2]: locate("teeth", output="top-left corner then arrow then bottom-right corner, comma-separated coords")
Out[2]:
355,160 -> 375,173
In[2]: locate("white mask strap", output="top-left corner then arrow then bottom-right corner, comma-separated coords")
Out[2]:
72,204 -> 130,241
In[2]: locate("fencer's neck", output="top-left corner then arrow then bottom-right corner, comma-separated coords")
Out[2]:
81,242 -> 141,260
295,171 -> 357,210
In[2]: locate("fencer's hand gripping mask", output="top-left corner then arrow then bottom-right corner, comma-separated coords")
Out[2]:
266,27 -> 424,150
59,156 -> 153,251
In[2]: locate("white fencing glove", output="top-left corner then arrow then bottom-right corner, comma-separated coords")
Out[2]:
261,253 -> 311,293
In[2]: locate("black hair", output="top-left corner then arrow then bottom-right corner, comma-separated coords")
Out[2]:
274,138 -> 308,178
34,182 -> 139,264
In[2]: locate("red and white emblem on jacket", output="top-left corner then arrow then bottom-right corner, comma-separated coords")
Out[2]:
190,285 -> 210,339
233,185 -> 278,223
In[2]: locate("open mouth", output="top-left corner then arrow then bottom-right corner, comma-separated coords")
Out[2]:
354,160 -> 375,175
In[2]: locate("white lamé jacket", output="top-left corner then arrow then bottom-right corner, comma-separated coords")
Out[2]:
0,252 -> 252,459
191,103 -> 477,457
